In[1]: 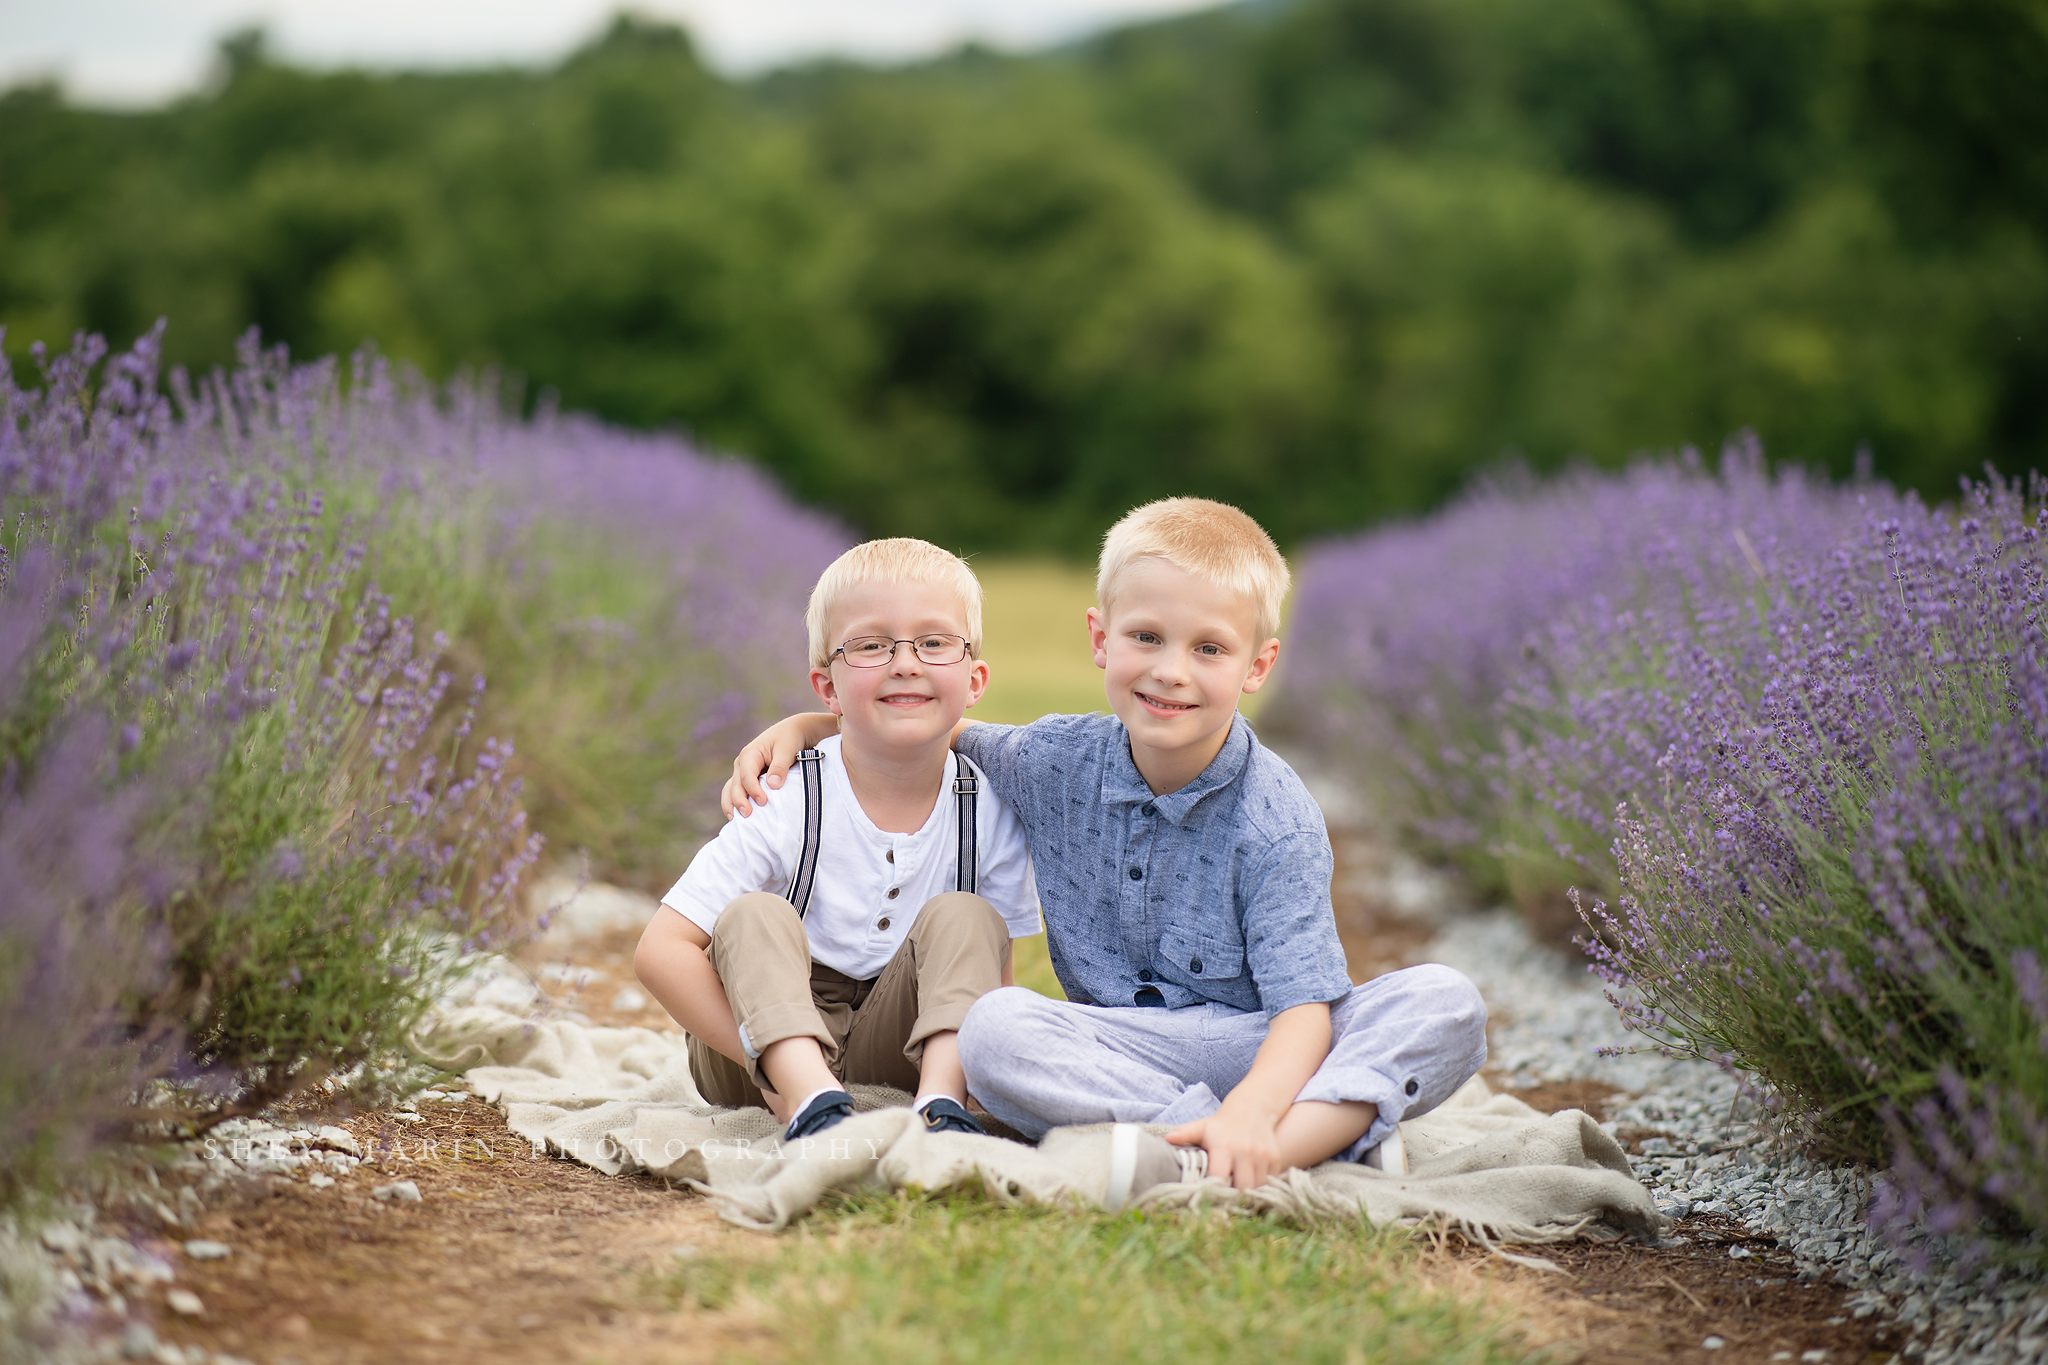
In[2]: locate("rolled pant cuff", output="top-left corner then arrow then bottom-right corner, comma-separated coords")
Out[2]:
736,1003 -> 838,1093
901,1001 -> 973,1068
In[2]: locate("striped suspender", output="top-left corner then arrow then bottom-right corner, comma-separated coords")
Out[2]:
785,748 -> 978,916
954,757 -> 979,895
784,749 -> 826,918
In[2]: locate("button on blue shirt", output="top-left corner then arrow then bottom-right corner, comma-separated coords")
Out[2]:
956,712 -> 1352,1017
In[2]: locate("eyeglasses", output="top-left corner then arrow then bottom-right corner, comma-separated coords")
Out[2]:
831,634 -> 972,667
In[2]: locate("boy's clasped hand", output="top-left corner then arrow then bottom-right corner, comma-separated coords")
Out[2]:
637,498 -> 1487,1207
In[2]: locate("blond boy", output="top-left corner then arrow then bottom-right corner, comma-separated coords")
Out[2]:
728,500 -> 1485,1195
637,539 -> 1040,1142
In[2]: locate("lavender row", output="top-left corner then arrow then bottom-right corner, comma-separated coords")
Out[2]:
1281,447 -> 2048,1267
0,326 -> 846,1189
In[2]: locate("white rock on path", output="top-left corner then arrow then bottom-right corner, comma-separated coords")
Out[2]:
529,873 -> 658,944
314,1125 -> 360,1156
166,1288 -> 204,1316
181,1240 -> 230,1261
39,1222 -> 84,1254
372,1181 -> 422,1203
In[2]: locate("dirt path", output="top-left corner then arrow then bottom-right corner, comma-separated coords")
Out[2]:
143,1100 -> 795,1365
132,919 -> 776,1365
132,1092 -> 1899,1365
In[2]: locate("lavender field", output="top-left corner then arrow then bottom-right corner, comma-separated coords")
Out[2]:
1279,444 -> 2048,1268
0,327 -> 846,1193
6,321 -> 2045,1291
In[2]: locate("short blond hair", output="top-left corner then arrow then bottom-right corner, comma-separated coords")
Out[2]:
1097,498 -> 1290,642
805,538 -> 983,669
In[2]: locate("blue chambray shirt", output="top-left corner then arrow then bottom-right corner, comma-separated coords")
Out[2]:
956,712 -> 1352,1017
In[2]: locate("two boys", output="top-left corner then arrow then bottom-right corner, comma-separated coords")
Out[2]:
639,499 -> 1487,1191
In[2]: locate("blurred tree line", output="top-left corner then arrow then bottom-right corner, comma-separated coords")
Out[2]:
2,0 -> 2043,550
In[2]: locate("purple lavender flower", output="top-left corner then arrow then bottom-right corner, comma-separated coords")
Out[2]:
1282,445 -> 2048,1269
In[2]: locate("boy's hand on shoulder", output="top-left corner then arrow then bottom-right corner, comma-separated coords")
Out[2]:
1166,1102 -> 1283,1192
721,713 -> 838,819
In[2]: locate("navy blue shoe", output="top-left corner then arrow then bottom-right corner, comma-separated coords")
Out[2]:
785,1089 -> 855,1142
917,1097 -> 985,1135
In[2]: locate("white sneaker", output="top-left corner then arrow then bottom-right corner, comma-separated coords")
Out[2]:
1104,1124 -> 1208,1210
1360,1128 -> 1407,1175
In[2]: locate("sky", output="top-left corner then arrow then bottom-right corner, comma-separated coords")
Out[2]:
0,0 -> 1220,106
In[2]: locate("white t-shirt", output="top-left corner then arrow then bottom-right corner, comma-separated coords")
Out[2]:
661,736 -> 1041,980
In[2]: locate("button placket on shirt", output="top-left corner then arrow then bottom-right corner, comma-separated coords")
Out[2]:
878,843 -> 904,935
1122,800 -> 1162,999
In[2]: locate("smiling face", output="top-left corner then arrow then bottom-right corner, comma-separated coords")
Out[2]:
810,577 -> 989,755
1088,556 -> 1280,794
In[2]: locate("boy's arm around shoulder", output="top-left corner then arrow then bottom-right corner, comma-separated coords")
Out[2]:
721,712 -> 839,819
950,710 -> 1105,808
720,714 -> 990,818
721,707 -> 1087,818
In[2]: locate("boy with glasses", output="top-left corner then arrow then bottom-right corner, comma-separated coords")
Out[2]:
634,539 -> 1040,1142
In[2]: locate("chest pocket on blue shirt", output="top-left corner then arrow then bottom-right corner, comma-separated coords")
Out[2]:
1157,926 -> 1245,984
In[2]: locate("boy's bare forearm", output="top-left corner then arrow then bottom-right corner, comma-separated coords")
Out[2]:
770,711 -> 969,749
791,712 -> 840,744
787,712 -> 969,746
1167,1001 -> 1334,1188
1221,1002 -> 1333,1123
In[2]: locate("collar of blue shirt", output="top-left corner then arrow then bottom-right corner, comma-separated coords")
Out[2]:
1099,713 -> 1255,822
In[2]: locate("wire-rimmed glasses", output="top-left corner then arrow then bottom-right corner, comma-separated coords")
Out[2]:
830,634 -> 973,667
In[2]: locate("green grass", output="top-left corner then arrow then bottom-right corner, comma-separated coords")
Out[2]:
672,1193 -> 1531,1365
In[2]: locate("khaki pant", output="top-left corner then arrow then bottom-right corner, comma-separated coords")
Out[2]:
687,890 -> 1011,1107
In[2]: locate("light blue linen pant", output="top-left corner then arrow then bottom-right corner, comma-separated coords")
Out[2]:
957,963 -> 1488,1160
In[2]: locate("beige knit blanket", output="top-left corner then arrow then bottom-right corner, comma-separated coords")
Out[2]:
414,1005 -> 1661,1250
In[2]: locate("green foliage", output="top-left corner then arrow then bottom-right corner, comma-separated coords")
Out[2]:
689,1192 -> 1528,1364
1301,157 -> 1674,514
840,107 -> 1331,550
2,0 -> 2043,550
423,515 -> 784,892
1853,0 -> 2048,241
1488,0 -> 1842,244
